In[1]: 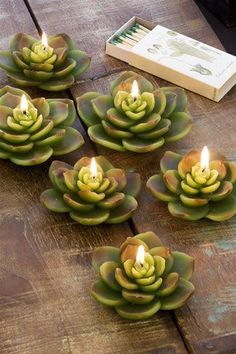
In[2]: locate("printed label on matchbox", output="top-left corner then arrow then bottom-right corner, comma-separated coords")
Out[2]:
131,25 -> 236,88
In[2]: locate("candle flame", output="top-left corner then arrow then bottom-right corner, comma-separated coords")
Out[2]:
200,146 -> 209,170
20,94 -> 28,113
131,80 -> 139,99
90,157 -> 97,178
41,31 -> 48,48
136,245 -> 145,265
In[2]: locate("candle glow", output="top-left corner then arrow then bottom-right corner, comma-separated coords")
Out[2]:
41,31 -> 48,49
90,157 -> 97,179
200,146 -> 209,170
136,245 -> 145,265
20,94 -> 28,113
131,80 -> 139,100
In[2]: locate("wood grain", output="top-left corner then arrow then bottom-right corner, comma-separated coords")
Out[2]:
0,1 -> 188,353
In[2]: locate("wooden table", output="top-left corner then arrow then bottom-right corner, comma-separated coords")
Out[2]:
0,1 -> 235,353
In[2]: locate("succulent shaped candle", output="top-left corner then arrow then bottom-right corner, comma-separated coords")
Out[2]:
0,86 -> 84,165
76,71 -> 192,153
147,147 -> 236,221
91,231 -> 194,320
40,156 -> 141,225
0,32 -> 90,91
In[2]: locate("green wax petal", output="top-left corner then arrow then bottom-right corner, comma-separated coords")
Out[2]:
129,113 -> 161,133
70,208 -> 110,225
162,92 -> 177,117
107,108 -> 134,129
57,98 -> 76,126
160,278 -> 194,310
0,140 -> 33,153
153,89 -> 166,115
40,188 -> 70,212
105,168 -> 127,191
224,161 -> 236,184
53,58 -> 76,78
137,119 -> 170,139
78,190 -> 105,203
135,231 -> 163,248
164,112 -> 192,142
122,172 -> 141,198
48,100 -> 68,125
98,192 -> 125,209
116,299 -> 161,320
32,98 -> 50,118
10,146 -> 53,166
0,50 -> 21,73
0,149 -> 10,159
147,174 -> 178,202
91,95 -> 114,120
111,71 -> 137,95
0,106 -> 12,129
52,127 -> 84,155
100,261 -> 121,291
7,72 -> 41,87
163,170 -> 182,194
88,124 -> 126,152
106,195 -> 138,224
122,289 -> 155,304
91,280 -> 125,306
49,160 -> 72,183
77,92 -> 101,127
171,252 -> 194,280
29,120 -> 54,141
63,193 -> 94,212
35,128 -> 65,147
23,69 -> 53,81
180,194 -> 208,207
122,137 -> 165,153
156,273 -> 179,297
139,278 -> 163,292
115,268 -> 138,290
92,246 -> 120,272
102,120 -> 133,139
161,87 -> 187,112
0,130 -> 30,143
69,49 -> 91,78
12,51 -> 29,69
207,195 -> 236,221
160,151 -> 182,174
168,201 -> 209,221
150,246 -> 171,258
38,75 -> 75,91
10,33 -> 36,52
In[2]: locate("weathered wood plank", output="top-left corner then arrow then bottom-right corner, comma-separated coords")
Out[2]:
0,1 -> 187,353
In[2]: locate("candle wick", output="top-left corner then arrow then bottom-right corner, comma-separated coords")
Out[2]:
23,110 -> 26,115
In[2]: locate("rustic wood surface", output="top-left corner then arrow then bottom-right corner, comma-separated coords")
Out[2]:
0,0 -> 235,353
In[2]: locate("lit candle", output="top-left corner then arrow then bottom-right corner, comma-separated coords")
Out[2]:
200,146 -> 209,171
131,80 -> 140,101
90,157 -> 97,179
136,245 -> 145,266
41,31 -> 48,50
20,94 -> 28,115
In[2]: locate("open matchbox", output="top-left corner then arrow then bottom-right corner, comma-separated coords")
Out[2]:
106,17 -> 236,102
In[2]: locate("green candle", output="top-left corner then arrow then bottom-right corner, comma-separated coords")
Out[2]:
91,231 -> 195,320
147,148 -> 236,221
40,156 -> 141,225
76,71 -> 192,153
0,86 -> 84,165
0,32 -> 90,91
